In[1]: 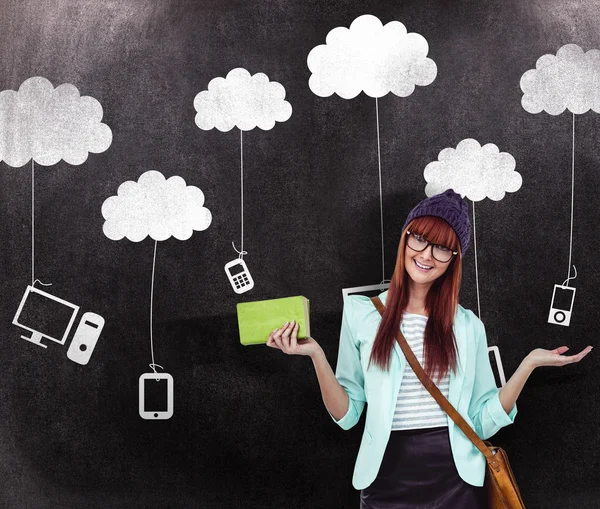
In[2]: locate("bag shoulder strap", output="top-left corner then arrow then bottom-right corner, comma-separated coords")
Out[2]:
370,295 -> 494,461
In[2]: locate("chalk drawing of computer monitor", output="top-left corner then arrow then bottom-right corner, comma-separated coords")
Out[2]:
342,282 -> 390,299
13,285 -> 80,348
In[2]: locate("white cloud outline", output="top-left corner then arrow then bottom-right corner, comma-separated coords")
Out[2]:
193,67 -> 292,132
102,170 -> 212,242
520,43 -> 600,115
307,14 -> 437,99
423,138 -> 522,202
0,76 -> 112,167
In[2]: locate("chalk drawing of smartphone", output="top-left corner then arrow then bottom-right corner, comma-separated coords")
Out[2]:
139,372 -> 174,420
224,258 -> 254,294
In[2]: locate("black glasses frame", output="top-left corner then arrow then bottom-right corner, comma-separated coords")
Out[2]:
406,230 -> 458,263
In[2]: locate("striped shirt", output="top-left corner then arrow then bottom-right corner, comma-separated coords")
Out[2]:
391,312 -> 450,431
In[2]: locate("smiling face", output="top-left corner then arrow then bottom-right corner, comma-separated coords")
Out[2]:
402,218 -> 460,292
397,216 -> 462,302
404,237 -> 451,286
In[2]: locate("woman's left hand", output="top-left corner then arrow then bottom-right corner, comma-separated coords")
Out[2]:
525,345 -> 593,369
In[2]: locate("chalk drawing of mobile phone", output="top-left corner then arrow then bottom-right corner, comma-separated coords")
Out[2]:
224,258 -> 254,294
548,284 -> 576,327
139,372 -> 174,420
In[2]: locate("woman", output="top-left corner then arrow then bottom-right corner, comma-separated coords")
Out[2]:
266,188 -> 592,508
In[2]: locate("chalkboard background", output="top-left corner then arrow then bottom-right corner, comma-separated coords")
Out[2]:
1,0 -> 599,507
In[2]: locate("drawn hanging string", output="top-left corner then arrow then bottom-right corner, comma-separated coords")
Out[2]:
232,129 -> 248,260
376,98 -> 391,288
192,68 -> 290,265
418,139 -> 520,323
519,45 -> 595,288
149,239 -> 163,378
562,113 -> 577,287
101,170 -> 212,374
31,160 -> 33,285
31,160 -> 51,289
305,16 -> 437,290
472,201 -> 482,320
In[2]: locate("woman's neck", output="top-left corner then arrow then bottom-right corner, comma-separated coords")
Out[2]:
405,302 -> 428,317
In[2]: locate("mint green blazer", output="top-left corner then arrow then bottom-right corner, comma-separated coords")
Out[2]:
328,290 -> 518,490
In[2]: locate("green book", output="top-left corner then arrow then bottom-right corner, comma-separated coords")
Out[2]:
237,296 -> 311,346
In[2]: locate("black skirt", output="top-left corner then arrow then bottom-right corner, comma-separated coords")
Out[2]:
360,426 -> 488,509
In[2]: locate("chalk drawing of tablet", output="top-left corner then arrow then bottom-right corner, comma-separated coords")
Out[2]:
139,372 -> 174,420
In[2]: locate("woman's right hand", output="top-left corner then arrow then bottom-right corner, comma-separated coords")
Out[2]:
266,320 -> 322,358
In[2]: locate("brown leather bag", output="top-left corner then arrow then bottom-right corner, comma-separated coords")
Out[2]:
370,296 -> 526,509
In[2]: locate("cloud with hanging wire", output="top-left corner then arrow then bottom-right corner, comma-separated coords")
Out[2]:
0,76 -> 112,167
520,43 -> 600,115
423,139 -> 522,201
193,67 -> 292,132
102,170 -> 212,242
307,14 -> 437,99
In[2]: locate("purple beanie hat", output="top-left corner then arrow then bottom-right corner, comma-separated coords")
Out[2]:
401,188 -> 471,256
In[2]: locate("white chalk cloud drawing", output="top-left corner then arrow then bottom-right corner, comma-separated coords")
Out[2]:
520,43 -> 600,115
194,68 -> 292,294
0,76 -> 112,283
423,139 -> 521,201
307,14 -> 437,99
520,43 -> 596,326
0,76 -> 112,167
1,77 -> 111,363
423,138 -> 521,352
193,67 -> 292,132
102,170 -> 212,242
307,14 -> 437,294
102,170 -> 212,420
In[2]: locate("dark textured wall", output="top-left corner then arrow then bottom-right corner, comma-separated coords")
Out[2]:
1,0 -> 599,507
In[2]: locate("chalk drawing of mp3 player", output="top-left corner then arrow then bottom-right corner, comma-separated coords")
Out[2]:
548,284 -> 576,327
13,285 -> 105,365
225,258 -> 254,294
139,373 -> 174,420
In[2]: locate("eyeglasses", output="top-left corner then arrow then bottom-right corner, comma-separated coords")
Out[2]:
406,230 -> 458,263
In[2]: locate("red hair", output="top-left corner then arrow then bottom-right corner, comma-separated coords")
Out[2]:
367,215 -> 464,384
